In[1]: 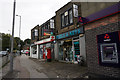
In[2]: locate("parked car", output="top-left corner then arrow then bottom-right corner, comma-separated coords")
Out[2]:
0,51 -> 8,57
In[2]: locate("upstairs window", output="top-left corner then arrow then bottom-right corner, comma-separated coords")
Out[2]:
50,19 -> 55,29
41,26 -> 44,36
73,4 -> 78,17
34,29 -> 38,37
45,23 -> 49,29
69,9 -> 73,24
61,14 -> 64,28
32,31 -> 35,40
64,11 -> 69,26
61,9 -> 73,28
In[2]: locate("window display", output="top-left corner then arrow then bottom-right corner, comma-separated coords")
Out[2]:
58,40 -> 73,61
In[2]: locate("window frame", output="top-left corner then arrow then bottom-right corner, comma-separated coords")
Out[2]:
61,8 -> 73,29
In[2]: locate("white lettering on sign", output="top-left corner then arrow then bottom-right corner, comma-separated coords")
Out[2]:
104,39 -> 111,42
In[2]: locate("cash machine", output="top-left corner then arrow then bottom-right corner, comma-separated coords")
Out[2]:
97,31 -> 120,67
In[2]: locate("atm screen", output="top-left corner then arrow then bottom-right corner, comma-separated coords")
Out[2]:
100,43 -> 118,63
103,46 -> 114,60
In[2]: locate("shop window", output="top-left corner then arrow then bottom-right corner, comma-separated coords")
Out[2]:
58,40 -> 73,61
74,41 -> 80,55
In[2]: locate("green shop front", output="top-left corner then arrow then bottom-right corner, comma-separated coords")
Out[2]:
56,27 -> 86,64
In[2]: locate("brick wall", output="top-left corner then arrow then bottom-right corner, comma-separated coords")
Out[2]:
85,14 -> 120,31
85,14 -> 120,78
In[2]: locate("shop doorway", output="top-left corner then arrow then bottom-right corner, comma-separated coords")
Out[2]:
63,39 -> 72,61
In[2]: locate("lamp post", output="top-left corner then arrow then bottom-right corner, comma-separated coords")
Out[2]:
16,15 -> 21,55
10,0 -> 16,72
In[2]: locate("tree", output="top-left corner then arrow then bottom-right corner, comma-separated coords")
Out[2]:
23,38 -> 31,50
0,33 -> 2,51
1,33 -> 24,51
24,38 -> 31,45
2,33 -> 11,51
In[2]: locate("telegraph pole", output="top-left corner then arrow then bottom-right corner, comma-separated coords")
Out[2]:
10,0 -> 16,72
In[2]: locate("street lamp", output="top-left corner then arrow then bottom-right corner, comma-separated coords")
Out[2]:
10,0 -> 16,72
16,15 -> 21,55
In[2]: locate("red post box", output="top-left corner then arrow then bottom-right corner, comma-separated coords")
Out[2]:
47,48 -> 51,62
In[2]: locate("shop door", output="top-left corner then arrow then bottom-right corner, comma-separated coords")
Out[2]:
73,40 -> 80,62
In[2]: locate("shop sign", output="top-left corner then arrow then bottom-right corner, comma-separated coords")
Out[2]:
103,34 -> 111,42
56,27 -> 83,40
97,32 -> 119,43
34,36 -> 55,45
78,16 -> 87,24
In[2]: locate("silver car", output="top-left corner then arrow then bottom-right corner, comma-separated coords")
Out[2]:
0,51 -> 8,57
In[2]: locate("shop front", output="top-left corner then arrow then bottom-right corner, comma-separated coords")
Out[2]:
56,27 -> 86,64
40,43 -> 52,61
34,36 -> 55,61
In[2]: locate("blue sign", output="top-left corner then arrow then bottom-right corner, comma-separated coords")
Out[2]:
56,27 -> 83,39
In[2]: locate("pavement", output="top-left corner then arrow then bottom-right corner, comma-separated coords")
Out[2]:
1,54 -> 88,79
2,54 -> 48,79
30,58 -> 88,78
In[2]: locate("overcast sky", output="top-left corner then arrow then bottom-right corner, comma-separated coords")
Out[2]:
0,0 -> 71,40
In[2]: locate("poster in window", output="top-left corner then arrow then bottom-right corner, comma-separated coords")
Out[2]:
34,29 -> 38,36
50,19 -> 54,28
73,4 -> 78,17
74,41 -> 80,55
